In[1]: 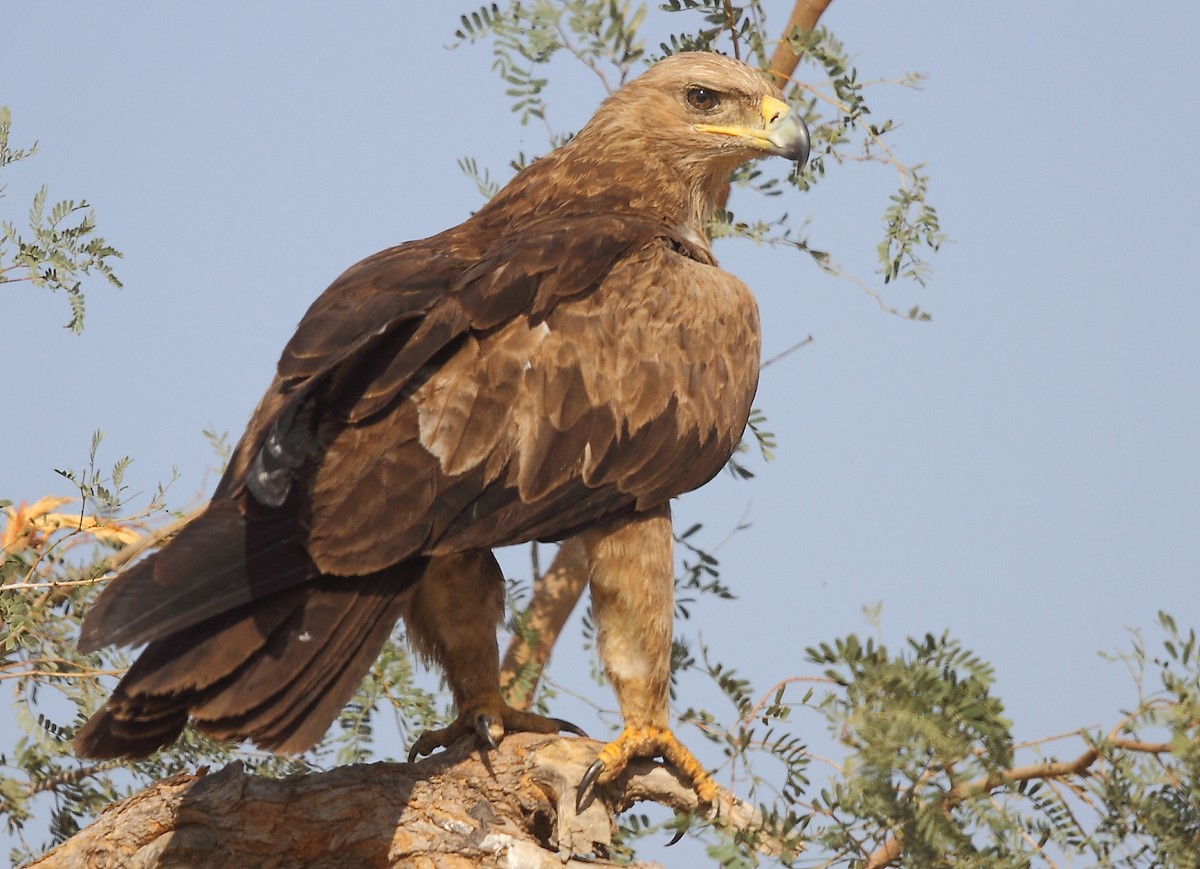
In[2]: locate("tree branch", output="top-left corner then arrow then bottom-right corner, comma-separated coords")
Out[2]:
30,733 -> 771,868
768,0 -> 838,85
862,733 -> 1177,868
500,537 -> 589,711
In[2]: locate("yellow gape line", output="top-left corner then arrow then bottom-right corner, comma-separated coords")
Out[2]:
694,94 -> 809,162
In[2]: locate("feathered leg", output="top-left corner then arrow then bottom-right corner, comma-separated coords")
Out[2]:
404,551 -> 583,761
577,504 -> 717,806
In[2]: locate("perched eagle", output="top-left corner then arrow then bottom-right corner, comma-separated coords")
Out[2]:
75,52 -> 809,801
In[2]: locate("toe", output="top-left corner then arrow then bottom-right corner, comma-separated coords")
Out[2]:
550,717 -> 588,738
504,708 -> 588,738
408,726 -> 451,762
409,695 -> 587,762
577,724 -> 717,806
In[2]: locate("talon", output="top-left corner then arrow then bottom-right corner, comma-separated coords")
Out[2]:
577,758 -> 606,811
475,713 -> 499,749
408,693 -> 583,763
407,729 -> 440,763
580,724 -> 718,807
552,717 -> 588,739
666,828 -> 686,847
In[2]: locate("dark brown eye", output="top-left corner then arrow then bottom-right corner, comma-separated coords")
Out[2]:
685,86 -> 720,112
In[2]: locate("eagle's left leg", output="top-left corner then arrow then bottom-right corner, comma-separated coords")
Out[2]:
578,505 -> 718,806
403,551 -> 584,761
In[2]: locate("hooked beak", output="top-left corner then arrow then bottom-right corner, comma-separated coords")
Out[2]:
695,95 -> 811,169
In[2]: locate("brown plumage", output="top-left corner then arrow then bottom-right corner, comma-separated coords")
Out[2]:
74,52 -> 809,797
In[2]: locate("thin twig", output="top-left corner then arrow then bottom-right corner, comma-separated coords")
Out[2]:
762,334 -> 813,368
723,0 -> 741,61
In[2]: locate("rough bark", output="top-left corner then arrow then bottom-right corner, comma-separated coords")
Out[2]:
30,733 -> 764,868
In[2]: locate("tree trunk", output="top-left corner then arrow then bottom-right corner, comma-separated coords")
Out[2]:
29,733 -> 762,868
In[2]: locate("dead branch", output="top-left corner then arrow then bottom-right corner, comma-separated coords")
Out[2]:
28,733 -> 772,869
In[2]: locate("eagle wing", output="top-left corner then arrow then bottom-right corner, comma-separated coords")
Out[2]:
80,212 -> 758,650
302,214 -> 759,573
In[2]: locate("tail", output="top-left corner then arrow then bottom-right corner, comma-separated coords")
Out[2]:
79,500 -> 319,652
74,500 -> 423,759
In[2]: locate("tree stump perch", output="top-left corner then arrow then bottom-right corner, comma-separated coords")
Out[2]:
27,733 -> 763,868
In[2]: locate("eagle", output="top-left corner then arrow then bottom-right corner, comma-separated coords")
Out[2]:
74,51 -> 810,803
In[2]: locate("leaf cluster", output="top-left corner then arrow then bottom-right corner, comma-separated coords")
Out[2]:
454,0 -> 647,126
658,626 -> 1200,867
781,25 -> 944,301
0,433 -> 448,863
0,107 -> 123,334
805,632 -> 1018,864
1080,613 -> 1200,865
659,0 -> 768,62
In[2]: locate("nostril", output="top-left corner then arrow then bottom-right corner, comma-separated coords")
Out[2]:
761,96 -> 790,127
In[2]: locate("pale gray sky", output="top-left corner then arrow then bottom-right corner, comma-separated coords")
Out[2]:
3,2 -> 1198,863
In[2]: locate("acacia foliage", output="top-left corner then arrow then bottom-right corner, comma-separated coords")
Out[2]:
2,3 -> 1197,867
0,107 -> 122,334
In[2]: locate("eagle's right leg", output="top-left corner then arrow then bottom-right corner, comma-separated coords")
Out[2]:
403,551 -> 583,761
577,505 -> 718,807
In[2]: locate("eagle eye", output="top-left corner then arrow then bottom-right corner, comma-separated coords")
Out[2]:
685,86 -> 720,112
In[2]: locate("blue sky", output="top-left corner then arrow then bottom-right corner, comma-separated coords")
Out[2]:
3,1 -> 1198,861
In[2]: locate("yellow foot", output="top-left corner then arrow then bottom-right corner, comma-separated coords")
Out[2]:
407,694 -> 586,762
577,724 -> 717,809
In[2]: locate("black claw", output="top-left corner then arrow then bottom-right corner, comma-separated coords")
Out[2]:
666,829 -> 686,847
576,757 -> 605,812
475,714 -> 499,750
552,717 -> 588,739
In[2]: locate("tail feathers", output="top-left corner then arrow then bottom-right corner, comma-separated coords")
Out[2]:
74,563 -> 422,760
79,500 -> 316,653
190,570 -> 417,750
108,585 -> 305,697
73,704 -> 189,760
